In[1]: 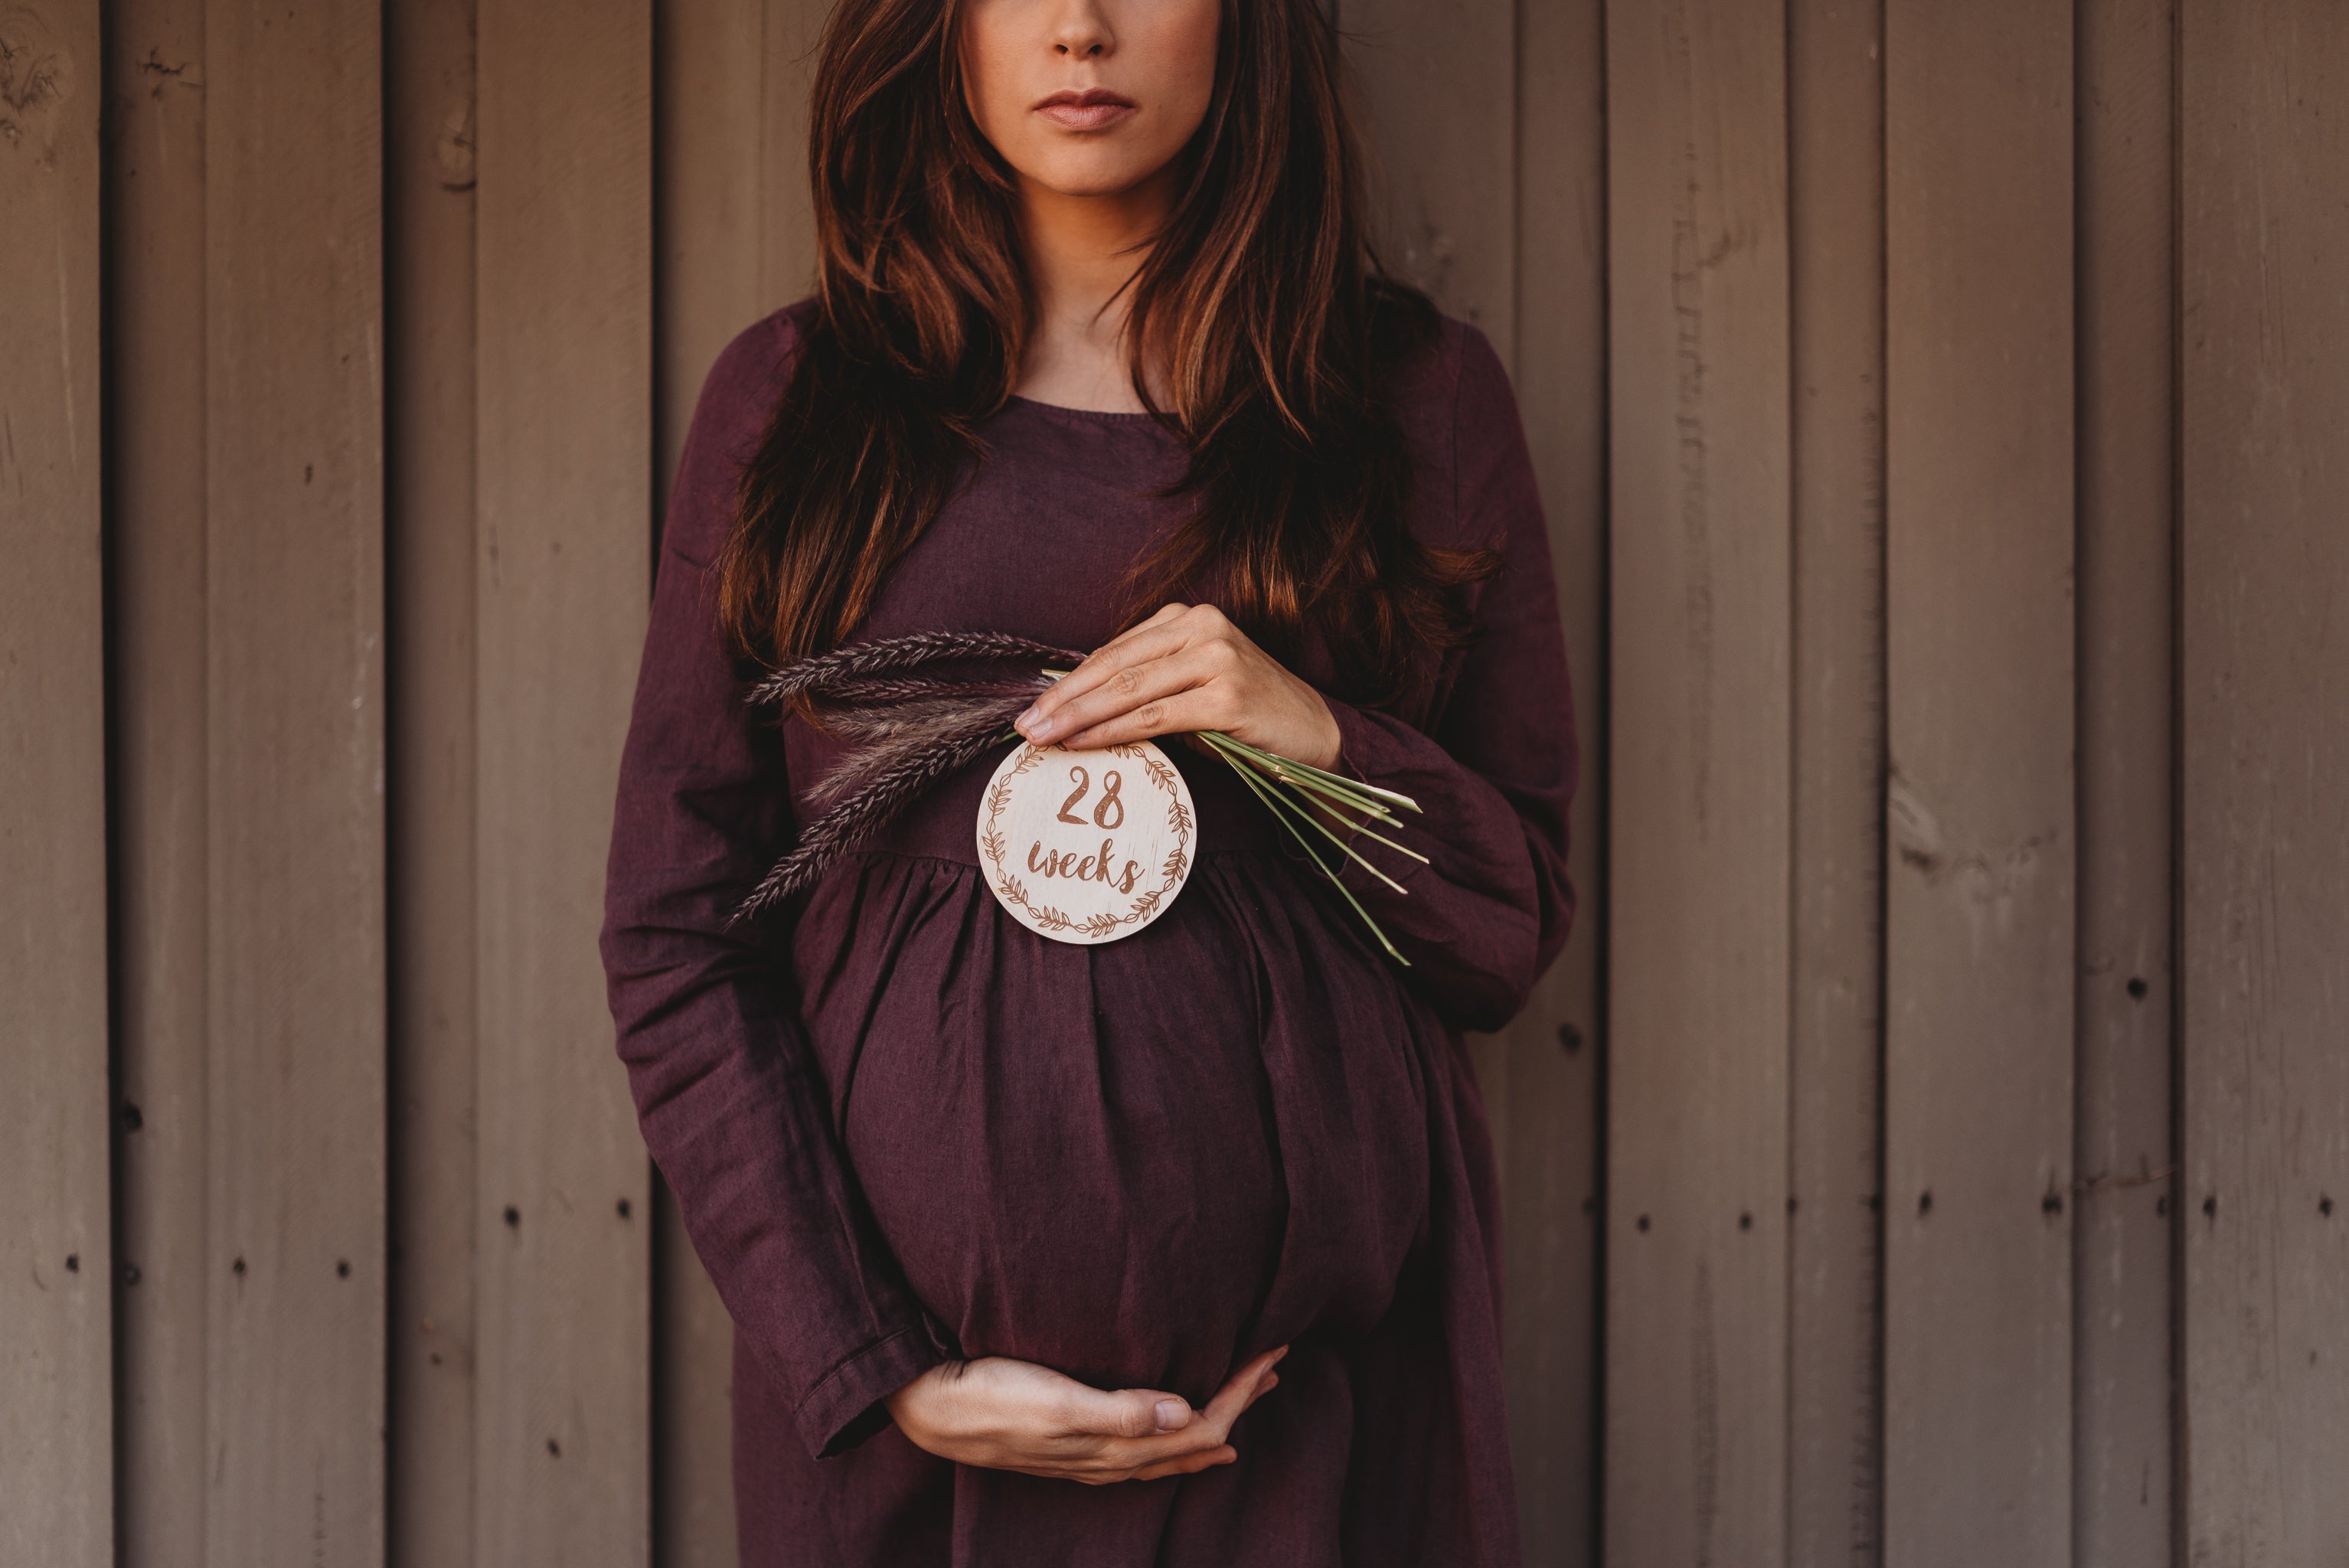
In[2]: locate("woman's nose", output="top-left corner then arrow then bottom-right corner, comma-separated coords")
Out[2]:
1047,0 -> 1116,60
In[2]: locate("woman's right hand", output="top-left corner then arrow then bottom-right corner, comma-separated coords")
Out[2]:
885,1346 -> 1287,1485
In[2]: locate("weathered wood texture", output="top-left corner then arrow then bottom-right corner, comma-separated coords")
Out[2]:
1787,2 -> 1887,1562
2075,2 -> 2177,1563
1341,0 -> 1518,355
201,0 -> 388,1562
473,2 -> 655,1563
1883,3 -> 2076,1565
103,0 -> 211,1557
387,0 -> 480,1563
0,5 -> 110,1564
1508,0 -> 1608,1560
1603,5 -> 1794,1566
2181,5 -> 2349,1566
29,3 -> 2349,1564
647,2 -> 825,1557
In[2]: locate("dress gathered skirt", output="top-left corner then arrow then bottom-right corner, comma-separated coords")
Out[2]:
600,298 -> 1580,1567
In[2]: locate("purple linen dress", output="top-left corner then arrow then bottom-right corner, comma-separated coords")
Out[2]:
600,297 -> 1578,1567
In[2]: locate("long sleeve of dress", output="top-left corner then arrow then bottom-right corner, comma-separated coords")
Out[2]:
600,318 -> 946,1461
1319,323 -> 1580,1033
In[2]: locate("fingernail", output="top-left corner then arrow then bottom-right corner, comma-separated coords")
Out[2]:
1016,706 -> 1039,729
1154,1399 -> 1188,1431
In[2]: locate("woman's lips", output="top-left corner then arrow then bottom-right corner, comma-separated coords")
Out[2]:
1035,92 -> 1136,131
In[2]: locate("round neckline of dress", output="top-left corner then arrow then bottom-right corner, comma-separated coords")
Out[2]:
1001,392 -> 1174,430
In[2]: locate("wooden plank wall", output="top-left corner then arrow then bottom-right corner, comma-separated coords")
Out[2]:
1603,6 -> 1795,1568
0,5 -> 109,1564
2181,5 -> 2349,1565
2076,2 -> 2176,1563
1338,5 -> 1609,1568
472,4 -> 654,1565
386,0 -> 480,1560
1786,3 -> 1887,1563
1883,4 -> 2077,1565
1504,2 -> 1609,1561
105,0 -> 210,1557
201,2 -> 388,1563
12,0 -> 2349,1564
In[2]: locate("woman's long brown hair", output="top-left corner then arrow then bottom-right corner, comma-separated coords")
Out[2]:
716,0 -> 1498,708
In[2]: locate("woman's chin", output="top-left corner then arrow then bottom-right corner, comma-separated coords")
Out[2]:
1012,152 -> 1184,205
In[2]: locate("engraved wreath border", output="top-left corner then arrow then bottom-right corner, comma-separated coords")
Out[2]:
979,740 -> 1194,939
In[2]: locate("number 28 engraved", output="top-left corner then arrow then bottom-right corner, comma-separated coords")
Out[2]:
1055,766 -> 1126,830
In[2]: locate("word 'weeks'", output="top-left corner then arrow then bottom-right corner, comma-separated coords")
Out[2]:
1028,835 -> 1142,894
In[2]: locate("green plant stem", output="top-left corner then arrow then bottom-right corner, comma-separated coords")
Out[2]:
1233,755 -> 1413,896
1195,735 -> 1427,869
1204,731 -> 1422,815
1218,750 -> 1409,965
1191,732 -> 1413,835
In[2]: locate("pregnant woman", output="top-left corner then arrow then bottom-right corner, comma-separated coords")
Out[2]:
600,0 -> 1576,1561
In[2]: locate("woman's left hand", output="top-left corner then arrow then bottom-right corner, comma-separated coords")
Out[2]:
1013,603 -> 1342,769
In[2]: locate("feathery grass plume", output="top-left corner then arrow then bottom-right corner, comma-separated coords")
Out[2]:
747,629 -> 1086,707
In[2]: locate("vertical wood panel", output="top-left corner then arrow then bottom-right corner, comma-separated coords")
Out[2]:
649,2 -> 815,1557
650,3 -> 826,1559
1603,3 -> 1793,1564
655,0 -> 765,503
2181,6 -> 2349,1566
1510,0 -> 1608,1559
103,0 -> 211,1555
1341,0 -> 1518,362
475,2 -> 655,1561
387,0 -> 479,1561
1786,2 -> 1887,1563
2074,1 -> 2176,1563
0,4 -> 111,1563
757,0 -> 828,310
1882,2 -> 2075,1563
202,0 -> 387,1560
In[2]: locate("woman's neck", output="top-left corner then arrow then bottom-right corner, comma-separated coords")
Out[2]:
1012,167 -> 1178,413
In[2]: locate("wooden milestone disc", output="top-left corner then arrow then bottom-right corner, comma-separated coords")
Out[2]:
975,738 -> 1195,945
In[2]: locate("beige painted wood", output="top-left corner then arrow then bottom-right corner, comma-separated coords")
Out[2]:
759,0 -> 829,309
649,3 -> 828,1556
201,0 -> 387,1560
102,0 -> 213,1557
0,5 -> 110,1563
1341,0 -> 1518,361
1882,3 -> 2075,1564
656,0 -> 828,496
1602,4 -> 1792,1564
387,0 -> 480,1562
1786,2 -> 1886,1563
656,0 -> 766,501
2180,6 -> 2349,1565
1507,0 -> 1607,1559
474,2 -> 655,1562
2074,2 -> 2176,1563
649,4 -> 769,1558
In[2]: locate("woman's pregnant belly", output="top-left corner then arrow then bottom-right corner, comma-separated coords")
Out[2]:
796,853 -> 1292,1406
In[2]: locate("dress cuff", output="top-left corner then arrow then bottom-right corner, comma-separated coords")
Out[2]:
795,1319 -> 952,1460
